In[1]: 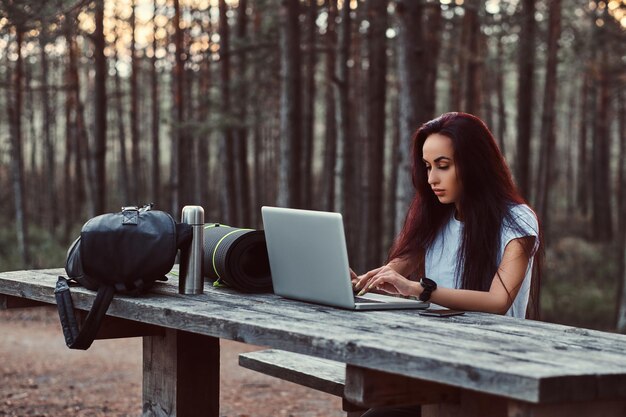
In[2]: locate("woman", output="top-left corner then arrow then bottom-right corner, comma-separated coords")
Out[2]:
353,112 -> 542,417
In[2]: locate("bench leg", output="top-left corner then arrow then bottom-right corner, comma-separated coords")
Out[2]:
143,329 -> 220,417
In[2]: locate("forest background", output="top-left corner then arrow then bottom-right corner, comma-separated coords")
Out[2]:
0,0 -> 624,331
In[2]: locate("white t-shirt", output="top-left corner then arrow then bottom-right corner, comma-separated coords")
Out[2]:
424,204 -> 539,318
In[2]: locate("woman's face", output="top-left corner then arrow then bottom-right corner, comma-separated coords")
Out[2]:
422,133 -> 462,208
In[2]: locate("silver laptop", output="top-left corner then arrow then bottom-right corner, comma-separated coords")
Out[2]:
261,206 -> 429,310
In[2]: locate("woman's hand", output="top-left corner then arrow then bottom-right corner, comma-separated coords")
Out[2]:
350,268 -> 359,288
354,265 -> 419,297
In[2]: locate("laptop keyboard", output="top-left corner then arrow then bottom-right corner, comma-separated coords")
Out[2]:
354,296 -> 385,304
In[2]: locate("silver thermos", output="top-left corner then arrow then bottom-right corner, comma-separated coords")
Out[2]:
179,205 -> 204,294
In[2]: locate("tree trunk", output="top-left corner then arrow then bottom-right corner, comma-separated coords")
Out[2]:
565,85 -> 577,217
64,21 -> 79,240
495,28 -> 507,153
7,27 -> 30,267
301,0 -> 317,209
352,2 -> 368,271
321,0 -> 337,211
365,0 -> 388,269
197,5 -> 213,213
172,0 -> 183,216
394,0 -> 423,235
235,0 -> 251,226
423,2 -> 442,120
333,0 -> 351,216
615,88 -> 626,331
24,56 -> 39,220
39,28 -> 58,229
515,0 -> 536,200
449,11 -> 464,111
535,0 -> 561,234
219,0 -> 238,223
68,25 -> 93,219
250,3 -> 264,227
113,29 -> 130,205
130,0 -> 141,203
388,94 -> 400,252
591,31 -> 612,241
577,70 -> 590,217
463,0 -> 482,116
277,0 -> 302,209
93,0 -> 107,213
151,0 -> 161,203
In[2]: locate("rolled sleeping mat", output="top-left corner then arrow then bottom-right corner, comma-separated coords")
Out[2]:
203,223 -> 273,293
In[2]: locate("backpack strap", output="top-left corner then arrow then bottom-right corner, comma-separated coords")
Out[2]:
54,276 -> 115,350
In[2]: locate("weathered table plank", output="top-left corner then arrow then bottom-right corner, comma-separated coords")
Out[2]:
2,268 -> 626,406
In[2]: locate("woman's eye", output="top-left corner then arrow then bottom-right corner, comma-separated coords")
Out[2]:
437,165 -> 449,171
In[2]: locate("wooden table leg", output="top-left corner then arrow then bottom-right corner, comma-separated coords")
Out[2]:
423,393 -> 626,417
508,399 -> 626,417
421,391 -> 506,417
143,329 -> 220,417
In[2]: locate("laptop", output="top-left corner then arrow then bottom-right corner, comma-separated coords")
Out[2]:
261,206 -> 429,310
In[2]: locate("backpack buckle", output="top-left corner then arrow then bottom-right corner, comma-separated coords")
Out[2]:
121,206 -> 139,225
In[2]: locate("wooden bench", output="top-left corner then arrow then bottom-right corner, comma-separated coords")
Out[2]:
239,349 -> 367,417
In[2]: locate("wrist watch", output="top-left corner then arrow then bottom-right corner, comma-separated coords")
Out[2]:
418,277 -> 437,302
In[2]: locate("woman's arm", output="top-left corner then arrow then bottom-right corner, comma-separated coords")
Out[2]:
356,236 -> 535,314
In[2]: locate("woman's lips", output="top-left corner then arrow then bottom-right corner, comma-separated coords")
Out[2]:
433,189 -> 445,196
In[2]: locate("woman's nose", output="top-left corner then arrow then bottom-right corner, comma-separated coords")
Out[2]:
428,170 -> 438,185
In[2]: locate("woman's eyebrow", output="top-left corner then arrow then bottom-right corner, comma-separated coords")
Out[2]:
434,156 -> 451,163
423,156 -> 451,163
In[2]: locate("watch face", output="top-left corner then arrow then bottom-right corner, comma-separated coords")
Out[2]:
421,277 -> 437,290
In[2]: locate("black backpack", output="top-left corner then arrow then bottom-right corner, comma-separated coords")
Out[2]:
55,204 -> 192,350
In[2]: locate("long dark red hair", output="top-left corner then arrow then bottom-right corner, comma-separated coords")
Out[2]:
388,112 -> 542,318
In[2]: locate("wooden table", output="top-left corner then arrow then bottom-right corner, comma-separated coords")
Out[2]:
1,268 -> 626,417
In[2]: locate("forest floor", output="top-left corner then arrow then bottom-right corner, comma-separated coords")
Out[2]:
0,307 -> 344,417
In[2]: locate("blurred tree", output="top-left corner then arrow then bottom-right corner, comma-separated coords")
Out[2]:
365,0 -> 388,269
113,8 -> 130,205
494,21 -> 507,153
334,0 -> 351,217
39,25 -> 58,229
278,0 -> 302,209
320,0 -> 337,211
218,0 -> 237,224
6,24 -> 29,266
394,0 -> 423,235
235,0 -> 251,226
577,70 -> 590,217
616,88 -> 626,331
172,0 -> 185,215
535,0 -> 562,233
515,0 -> 536,199
130,0 -> 140,202
422,2 -> 441,121
462,0 -> 482,115
591,6 -> 613,242
150,0 -> 161,204
301,0 -> 317,209
196,4 -> 212,212
393,0 -> 441,236
93,0 -> 107,214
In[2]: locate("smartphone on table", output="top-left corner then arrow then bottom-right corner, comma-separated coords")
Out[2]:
418,309 -> 465,317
